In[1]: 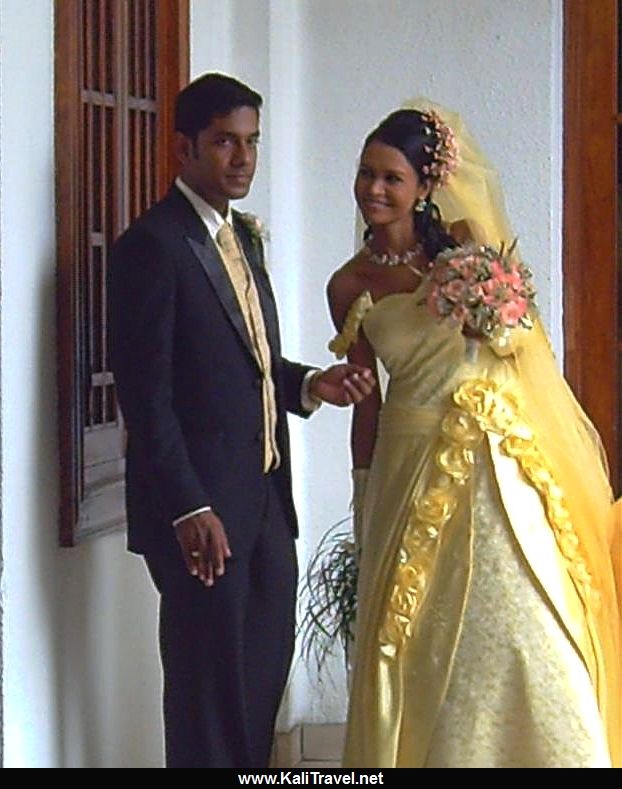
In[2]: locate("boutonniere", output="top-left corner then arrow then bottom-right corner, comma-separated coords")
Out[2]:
238,212 -> 270,245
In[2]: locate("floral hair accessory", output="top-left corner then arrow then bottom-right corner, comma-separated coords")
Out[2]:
420,109 -> 460,187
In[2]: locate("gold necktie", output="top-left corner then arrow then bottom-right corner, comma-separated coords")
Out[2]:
216,223 -> 280,472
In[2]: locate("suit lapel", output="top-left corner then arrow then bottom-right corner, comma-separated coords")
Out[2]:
166,188 -> 257,363
233,214 -> 281,357
164,186 -> 278,366
185,234 -> 258,364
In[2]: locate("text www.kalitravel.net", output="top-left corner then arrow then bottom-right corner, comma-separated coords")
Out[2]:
238,772 -> 384,785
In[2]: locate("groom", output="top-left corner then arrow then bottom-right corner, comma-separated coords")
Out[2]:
108,72 -> 374,768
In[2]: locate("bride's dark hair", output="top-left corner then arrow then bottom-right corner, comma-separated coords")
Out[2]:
362,109 -> 457,260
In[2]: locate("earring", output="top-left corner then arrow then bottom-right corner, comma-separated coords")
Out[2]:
414,197 -> 427,213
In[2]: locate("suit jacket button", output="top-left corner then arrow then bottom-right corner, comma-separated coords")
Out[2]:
253,377 -> 262,390
255,429 -> 264,443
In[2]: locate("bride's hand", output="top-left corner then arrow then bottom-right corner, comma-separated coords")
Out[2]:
462,325 -> 485,340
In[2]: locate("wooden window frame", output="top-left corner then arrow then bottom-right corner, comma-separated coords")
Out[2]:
55,0 -> 189,546
563,0 -> 618,484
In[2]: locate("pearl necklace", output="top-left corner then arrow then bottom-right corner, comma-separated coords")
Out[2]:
364,241 -> 425,268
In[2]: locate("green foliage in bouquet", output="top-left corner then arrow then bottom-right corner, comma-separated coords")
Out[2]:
298,518 -> 358,676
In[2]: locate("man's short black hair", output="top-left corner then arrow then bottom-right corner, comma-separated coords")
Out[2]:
174,73 -> 263,140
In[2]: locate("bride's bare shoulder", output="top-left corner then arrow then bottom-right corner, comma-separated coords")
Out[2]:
327,250 -> 368,315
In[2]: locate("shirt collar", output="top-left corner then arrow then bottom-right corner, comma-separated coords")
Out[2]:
175,176 -> 233,240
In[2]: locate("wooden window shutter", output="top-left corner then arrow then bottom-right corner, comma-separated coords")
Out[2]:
56,0 -> 189,545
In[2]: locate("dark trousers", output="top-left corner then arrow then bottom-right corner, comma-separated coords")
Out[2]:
145,474 -> 298,768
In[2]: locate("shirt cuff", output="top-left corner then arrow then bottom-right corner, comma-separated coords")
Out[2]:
301,368 -> 322,413
172,506 -> 212,528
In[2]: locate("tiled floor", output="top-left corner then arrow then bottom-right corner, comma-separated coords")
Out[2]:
272,723 -> 345,768
297,760 -> 341,768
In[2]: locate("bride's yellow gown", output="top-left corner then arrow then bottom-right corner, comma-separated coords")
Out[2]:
336,286 -> 621,768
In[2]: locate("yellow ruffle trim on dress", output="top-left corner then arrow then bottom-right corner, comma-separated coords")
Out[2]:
379,377 -> 596,656
328,290 -> 374,359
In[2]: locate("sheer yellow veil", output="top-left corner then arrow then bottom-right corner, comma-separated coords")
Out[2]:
404,98 -> 621,765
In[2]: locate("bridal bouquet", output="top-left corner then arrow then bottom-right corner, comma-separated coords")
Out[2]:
426,241 -> 536,338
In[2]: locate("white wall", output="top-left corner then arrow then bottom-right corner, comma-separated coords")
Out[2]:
1,0 -> 163,767
191,0 -> 272,225
193,0 -> 564,727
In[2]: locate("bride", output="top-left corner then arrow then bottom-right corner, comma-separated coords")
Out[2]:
327,102 -> 622,768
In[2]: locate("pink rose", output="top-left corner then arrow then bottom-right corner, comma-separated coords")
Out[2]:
427,287 -> 442,317
507,265 -> 523,290
470,283 -> 486,300
499,298 -> 527,327
449,257 -> 473,279
451,304 -> 469,324
490,260 -> 506,280
491,260 -> 523,290
433,265 -> 453,284
443,278 -> 468,302
482,279 -> 507,306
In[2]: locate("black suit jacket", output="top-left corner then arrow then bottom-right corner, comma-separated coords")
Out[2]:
108,185 -> 311,558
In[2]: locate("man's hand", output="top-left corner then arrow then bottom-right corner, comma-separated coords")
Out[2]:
175,510 -> 232,587
309,364 -> 376,407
